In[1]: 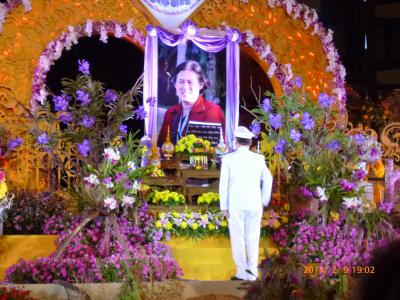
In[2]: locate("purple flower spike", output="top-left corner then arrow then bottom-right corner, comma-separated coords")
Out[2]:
261,98 -> 272,112
105,89 -> 118,103
80,115 -> 95,129
134,106 -> 148,120
318,93 -> 334,109
77,139 -> 91,157
119,124 -> 128,135
300,112 -> 315,130
352,133 -> 365,144
53,93 -> 71,111
269,113 -> 282,130
326,140 -> 340,151
274,139 -> 286,154
294,76 -> 302,88
37,132 -> 50,145
76,90 -> 91,106
78,59 -> 90,75
250,123 -> 261,136
290,129 -> 302,143
9,137 -> 23,151
59,112 -> 73,123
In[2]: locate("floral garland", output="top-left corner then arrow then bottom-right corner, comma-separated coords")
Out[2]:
0,0 -> 31,35
30,20 -> 146,110
266,0 -> 347,114
217,22 -> 292,94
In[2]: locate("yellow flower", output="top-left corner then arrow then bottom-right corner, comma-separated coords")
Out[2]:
317,166 -> 322,171
191,223 -> 199,230
155,220 -> 162,229
158,212 -> 166,219
330,211 -> 339,222
0,182 -> 7,199
207,223 -> 216,231
200,214 -> 208,221
172,211 -> 179,218
284,203 -> 290,211
186,212 -> 193,219
273,220 -> 281,229
281,215 -> 288,224
180,221 -> 188,229
303,163 -> 310,171
221,220 -> 228,227
165,222 -> 173,230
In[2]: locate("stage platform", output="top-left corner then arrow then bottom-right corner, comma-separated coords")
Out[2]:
0,235 -> 276,282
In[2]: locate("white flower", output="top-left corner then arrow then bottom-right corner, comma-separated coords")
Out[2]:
267,0 -> 276,8
104,181 -> 114,189
343,197 -> 362,209
311,23 -> 320,36
292,4 -> 301,19
103,148 -> 120,162
83,174 -> 100,186
68,26 -> 78,45
131,180 -> 140,191
100,24 -> 108,43
104,196 -> 117,210
244,30 -> 255,46
315,186 -> 328,202
126,19 -> 134,36
127,161 -> 136,172
22,0 -> 32,12
85,20 -> 93,37
267,63 -> 277,78
115,23 -> 123,38
260,44 -> 271,59
284,63 -> 293,81
121,195 -> 135,207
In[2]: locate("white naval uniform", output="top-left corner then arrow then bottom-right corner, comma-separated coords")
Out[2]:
219,146 -> 273,280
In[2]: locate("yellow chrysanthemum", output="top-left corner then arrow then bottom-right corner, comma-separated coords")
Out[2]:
172,212 -> 179,218
186,213 -> 193,219
207,223 -> 216,231
0,182 -> 7,199
281,215 -> 288,224
330,211 -> 339,222
284,203 -> 290,211
155,220 -> 162,229
158,212 -> 166,219
191,223 -> 199,230
273,220 -> 281,229
165,222 -> 173,230
221,220 -> 228,227
180,221 -> 188,229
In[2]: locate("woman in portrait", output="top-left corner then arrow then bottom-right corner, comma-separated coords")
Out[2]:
157,60 -> 225,146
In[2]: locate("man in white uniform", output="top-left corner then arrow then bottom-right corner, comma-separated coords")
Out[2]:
219,126 -> 273,281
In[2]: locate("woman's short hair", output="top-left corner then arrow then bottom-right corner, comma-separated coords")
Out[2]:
172,60 -> 207,94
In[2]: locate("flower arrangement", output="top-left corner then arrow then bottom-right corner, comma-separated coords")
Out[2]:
4,190 -> 66,234
197,192 -> 219,206
261,205 -> 289,234
5,203 -> 182,284
175,134 -> 213,154
31,59 -> 143,169
71,134 -> 152,213
153,210 -> 228,240
250,88 -> 381,213
150,190 -> 185,207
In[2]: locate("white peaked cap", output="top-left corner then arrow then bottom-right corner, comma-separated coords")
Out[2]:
234,126 -> 254,139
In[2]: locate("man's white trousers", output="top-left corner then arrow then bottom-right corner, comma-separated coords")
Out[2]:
228,209 -> 262,281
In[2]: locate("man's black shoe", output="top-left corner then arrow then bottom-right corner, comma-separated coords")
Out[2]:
230,276 -> 245,281
245,269 -> 257,278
